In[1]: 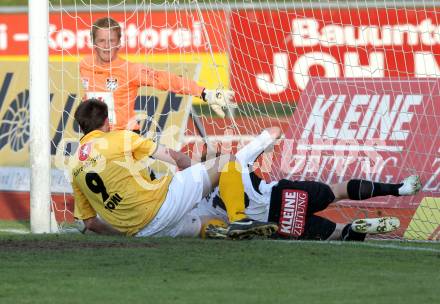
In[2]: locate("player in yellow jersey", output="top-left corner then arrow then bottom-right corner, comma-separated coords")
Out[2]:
72,99 -> 277,238
80,17 -> 235,132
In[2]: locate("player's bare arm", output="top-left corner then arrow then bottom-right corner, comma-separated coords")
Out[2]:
83,216 -> 124,236
151,145 -> 193,170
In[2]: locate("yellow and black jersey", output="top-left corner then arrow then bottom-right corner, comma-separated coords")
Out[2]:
71,130 -> 172,236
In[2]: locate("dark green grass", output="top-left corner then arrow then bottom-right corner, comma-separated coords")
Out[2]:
0,232 -> 439,304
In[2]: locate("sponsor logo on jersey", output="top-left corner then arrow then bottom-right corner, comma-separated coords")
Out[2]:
106,77 -> 118,91
278,189 -> 308,237
78,143 -> 92,161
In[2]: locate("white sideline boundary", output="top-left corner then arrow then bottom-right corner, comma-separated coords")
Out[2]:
272,240 -> 440,253
0,227 -> 83,235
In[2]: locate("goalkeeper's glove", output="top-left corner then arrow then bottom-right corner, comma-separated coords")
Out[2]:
201,89 -> 237,118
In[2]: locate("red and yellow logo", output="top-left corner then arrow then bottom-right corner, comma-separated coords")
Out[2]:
78,143 -> 92,161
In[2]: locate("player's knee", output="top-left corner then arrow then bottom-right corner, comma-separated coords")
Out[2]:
219,154 -> 238,170
330,183 -> 346,200
206,154 -> 239,187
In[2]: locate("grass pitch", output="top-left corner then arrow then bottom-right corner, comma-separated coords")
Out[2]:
0,228 -> 439,304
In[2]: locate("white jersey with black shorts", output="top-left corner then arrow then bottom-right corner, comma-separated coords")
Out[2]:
192,130 -> 338,240
193,130 -> 278,222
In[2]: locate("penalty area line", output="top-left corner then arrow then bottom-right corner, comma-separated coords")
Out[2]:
271,239 -> 440,253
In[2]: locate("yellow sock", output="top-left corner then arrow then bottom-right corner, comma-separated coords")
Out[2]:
200,218 -> 227,239
219,161 -> 247,222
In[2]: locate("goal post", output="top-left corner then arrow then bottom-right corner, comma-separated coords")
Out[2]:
29,0 -> 55,233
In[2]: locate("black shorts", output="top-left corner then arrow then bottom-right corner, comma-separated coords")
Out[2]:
267,179 -> 336,223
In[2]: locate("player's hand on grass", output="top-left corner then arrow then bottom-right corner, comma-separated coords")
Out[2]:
202,89 -> 237,118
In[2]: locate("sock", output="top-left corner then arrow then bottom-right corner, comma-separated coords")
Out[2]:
219,161 -> 247,222
235,130 -> 273,166
347,179 -> 403,200
341,224 -> 366,242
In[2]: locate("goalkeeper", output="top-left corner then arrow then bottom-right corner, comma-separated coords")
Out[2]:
72,99 -> 277,238
195,127 -> 422,241
80,17 -> 234,132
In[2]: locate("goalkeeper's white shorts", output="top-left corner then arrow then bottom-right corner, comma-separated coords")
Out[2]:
136,163 -> 210,238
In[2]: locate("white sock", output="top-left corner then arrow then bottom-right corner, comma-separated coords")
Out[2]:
236,130 -> 274,166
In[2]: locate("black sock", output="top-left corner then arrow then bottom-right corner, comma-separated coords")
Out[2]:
347,179 -> 403,200
341,224 -> 366,242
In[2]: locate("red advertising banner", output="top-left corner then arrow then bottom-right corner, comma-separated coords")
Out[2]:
229,9 -> 440,103
276,78 -> 440,209
0,10 -> 226,55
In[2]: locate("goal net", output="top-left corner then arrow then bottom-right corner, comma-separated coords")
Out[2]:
9,0 -> 439,239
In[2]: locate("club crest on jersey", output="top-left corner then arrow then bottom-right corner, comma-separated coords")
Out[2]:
78,143 -> 92,161
106,77 -> 118,91
81,78 -> 89,90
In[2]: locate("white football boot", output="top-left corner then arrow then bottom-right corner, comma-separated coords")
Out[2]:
351,217 -> 400,234
398,175 -> 422,196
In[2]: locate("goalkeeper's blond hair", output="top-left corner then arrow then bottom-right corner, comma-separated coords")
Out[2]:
91,17 -> 121,44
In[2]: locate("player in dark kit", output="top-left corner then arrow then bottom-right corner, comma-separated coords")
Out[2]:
194,127 -> 422,241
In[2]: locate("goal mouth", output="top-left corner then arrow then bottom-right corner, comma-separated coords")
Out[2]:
1,1 -> 438,241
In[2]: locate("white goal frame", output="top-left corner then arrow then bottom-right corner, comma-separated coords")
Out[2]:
29,0 -> 56,233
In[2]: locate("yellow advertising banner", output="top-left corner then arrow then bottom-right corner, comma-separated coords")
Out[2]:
404,197 -> 440,240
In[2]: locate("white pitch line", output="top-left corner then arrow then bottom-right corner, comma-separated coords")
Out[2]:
271,239 -> 440,253
0,228 -> 30,234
